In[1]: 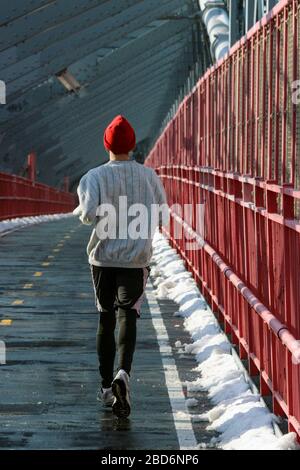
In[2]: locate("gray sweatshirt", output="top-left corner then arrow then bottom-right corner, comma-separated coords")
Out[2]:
73,160 -> 168,268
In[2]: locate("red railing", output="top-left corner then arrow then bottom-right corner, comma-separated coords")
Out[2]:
146,0 -> 300,437
0,172 -> 76,220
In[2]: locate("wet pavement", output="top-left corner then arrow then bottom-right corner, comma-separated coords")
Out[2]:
0,218 -> 215,450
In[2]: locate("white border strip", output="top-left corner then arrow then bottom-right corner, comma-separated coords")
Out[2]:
146,280 -> 198,450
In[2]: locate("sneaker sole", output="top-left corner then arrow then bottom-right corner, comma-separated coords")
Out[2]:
112,379 -> 131,418
97,396 -> 114,407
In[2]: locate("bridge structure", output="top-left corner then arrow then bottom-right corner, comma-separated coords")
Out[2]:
0,0 -> 299,449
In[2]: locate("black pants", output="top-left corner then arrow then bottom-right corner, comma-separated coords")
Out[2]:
90,265 -> 150,388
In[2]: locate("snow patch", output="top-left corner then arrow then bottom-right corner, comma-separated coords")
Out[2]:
0,213 -> 74,235
151,231 -> 299,451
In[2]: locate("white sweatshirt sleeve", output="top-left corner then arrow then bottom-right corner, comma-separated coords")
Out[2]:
73,171 -> 100,225
153,172 -> 167,206
152,171 -> 169,228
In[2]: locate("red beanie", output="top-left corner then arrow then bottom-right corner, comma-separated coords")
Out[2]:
103,115 -> 136,154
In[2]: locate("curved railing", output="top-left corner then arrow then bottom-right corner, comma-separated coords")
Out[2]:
0,172 -> 76,220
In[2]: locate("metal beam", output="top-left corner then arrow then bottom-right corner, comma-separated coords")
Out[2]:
23,76 -> 174,154
266,0 -> 277,11
254,0 -> 265,22
8,44 -> 186,142
197,0 -> 229,60
0,1 -> 138,52
5,0 -> 188,99
7,37 -> 185,134
0,21 -> 188,128
0,0 -> 53,25
229,0 -> 239,46
245,0 -> 255,31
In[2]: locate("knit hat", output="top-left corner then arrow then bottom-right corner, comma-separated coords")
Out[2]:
103,115 -> 136,154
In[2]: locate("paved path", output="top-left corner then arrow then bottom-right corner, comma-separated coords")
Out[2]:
0,218 -> 216,450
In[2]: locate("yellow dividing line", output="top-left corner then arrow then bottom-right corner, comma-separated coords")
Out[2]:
23,283 -> 33,289
33,271 -> 43,277
0,319 -> 12,326
12,299 -> 24,305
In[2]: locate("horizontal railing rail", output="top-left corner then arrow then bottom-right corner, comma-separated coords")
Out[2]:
0,172 -> 76,220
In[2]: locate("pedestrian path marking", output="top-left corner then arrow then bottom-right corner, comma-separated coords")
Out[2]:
0,319 -> 12,326
33,272 -> 43,277
12,299 -> 24,305
146,281 -> 198,450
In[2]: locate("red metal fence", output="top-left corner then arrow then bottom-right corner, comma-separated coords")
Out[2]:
146,0 -> 300,437
0,172 -> 76,220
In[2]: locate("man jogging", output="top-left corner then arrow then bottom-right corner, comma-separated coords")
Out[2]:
73,115 -> 168,418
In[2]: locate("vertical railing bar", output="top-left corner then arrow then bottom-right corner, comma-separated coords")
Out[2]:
282,7 -> 288,183
261,25 -> 267,179
267,17 -> 274,181
255,32 -> 261,177
291,0 -> 298,187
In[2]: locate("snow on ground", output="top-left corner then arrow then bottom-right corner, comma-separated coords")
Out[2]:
151,231 -> 299,451
0,213 -> 74,235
